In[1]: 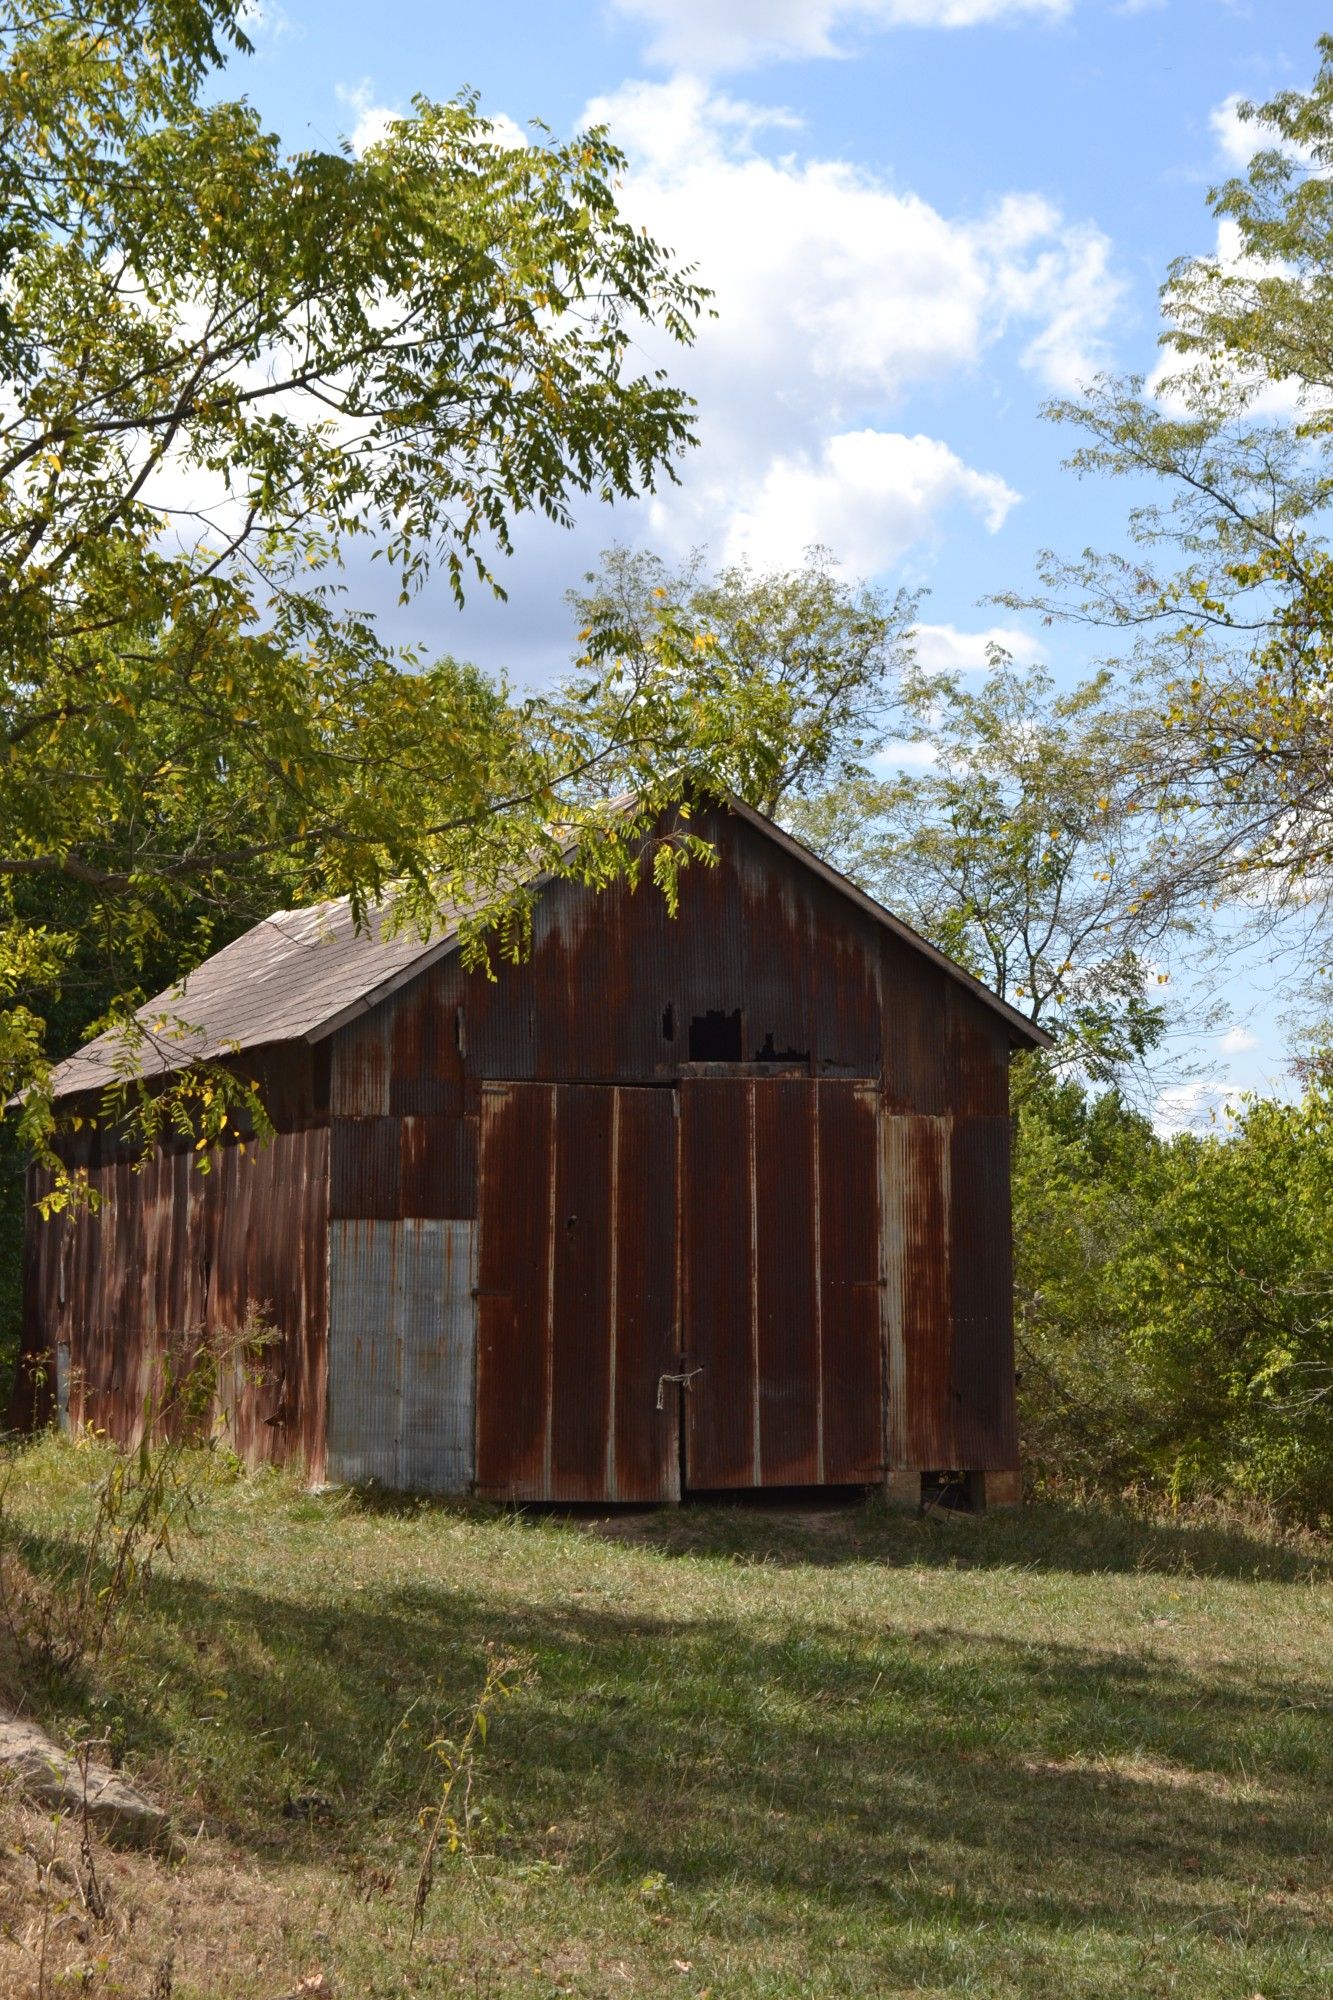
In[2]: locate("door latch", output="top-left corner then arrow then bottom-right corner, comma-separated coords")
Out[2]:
656,1367 -> 704,1411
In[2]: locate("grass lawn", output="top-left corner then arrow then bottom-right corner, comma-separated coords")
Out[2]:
1,1439 -> 1330,1999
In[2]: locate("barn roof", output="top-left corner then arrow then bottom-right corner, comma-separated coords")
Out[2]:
46,799 -> 1050,1100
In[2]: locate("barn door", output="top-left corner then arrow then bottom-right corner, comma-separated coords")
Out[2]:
474,1083 -> 679,1501
679,1077 -> 884,1489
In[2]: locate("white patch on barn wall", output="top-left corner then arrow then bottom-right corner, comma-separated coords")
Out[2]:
326,1218 -> 477,1492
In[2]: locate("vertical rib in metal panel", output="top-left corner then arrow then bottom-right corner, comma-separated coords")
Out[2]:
881,1113 -> 953,1469
326,1216 -> 476,1492
330,1004 -> 391,1115
752,1079 -> 819,1483
475,1082 -> 679,1502
949,1115 -> 1018,1470
681,1078 -> 757,1488
817,1083 -> 884,1482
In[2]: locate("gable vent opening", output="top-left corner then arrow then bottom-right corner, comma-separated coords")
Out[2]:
688,1009 -> 743,1062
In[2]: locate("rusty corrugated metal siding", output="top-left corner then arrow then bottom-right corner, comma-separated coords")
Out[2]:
474,1083 -> 679,1501
679,1077 -> 884,1490
21,797 -> 1027,1498
20,1116 -> 328,1477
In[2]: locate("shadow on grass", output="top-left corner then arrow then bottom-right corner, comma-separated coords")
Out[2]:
10,1514 -> 1331,1963
343,1481 -> 1333,1587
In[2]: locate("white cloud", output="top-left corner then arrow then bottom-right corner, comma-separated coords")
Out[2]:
912,621 -> 1041,671
1153,1080 -> 1244,1136
610,0 -> 1069,72
1209,90 -> 1315,174
337,80 -> 396,155
582,76 -> 1122,565
874,738 -> 941,770
592,78 -> 1119,401
1210,92 -> 1257,170
1219,1024 -> 1259,1055
237,1 -> 295,42
1149,219 -> 1306,421
337,82 -> 530,157
716,430 -> 1016,571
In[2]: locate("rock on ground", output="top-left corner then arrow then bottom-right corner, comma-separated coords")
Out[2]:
0,1709 -> 172,1849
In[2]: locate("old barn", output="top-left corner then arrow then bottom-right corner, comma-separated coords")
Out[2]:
17,798 -> 1048,1507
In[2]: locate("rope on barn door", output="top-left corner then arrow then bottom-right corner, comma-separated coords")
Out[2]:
656,1368 -> 704,1410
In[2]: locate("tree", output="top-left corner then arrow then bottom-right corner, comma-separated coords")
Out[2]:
1015,36 -> 1333,947
788,652 -> 1191,1083
0,0 -> 784,1152
566,545 -> 916,816
1013,1071 -> 1333,1522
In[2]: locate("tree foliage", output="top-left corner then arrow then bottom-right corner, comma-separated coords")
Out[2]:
789,653 -> 1188,1081
1016,35 -> 1333,946
567,544 -> 916,817
0,0 -> 802,1154
1016,1074 -> 1333,1523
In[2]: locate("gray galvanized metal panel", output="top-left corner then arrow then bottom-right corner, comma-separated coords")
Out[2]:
327,1217 -> 476,1492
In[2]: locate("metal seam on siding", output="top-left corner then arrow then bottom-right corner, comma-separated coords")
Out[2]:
747,1080 -> 760,1486
604,1087 -> 621,1502
940,1116 -> 953,1467
812,1087 -> 825,1486
671,1077 -> 683,1502
542,1083 -> 558,1497
882,1114 -> 907,1470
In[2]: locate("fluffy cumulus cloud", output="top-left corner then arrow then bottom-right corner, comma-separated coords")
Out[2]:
1209,90 -> 1316,174
336,80 -> 396,155
610,0 -> 1069,72
911,621 -> 1041,670
337,81 -> 529,156
1149,218 -> 1305,421
1152,1080 -> 1244,1137
585,76 -> 1121,566
715,430 -> 1017,570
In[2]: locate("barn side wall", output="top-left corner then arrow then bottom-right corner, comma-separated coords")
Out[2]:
324,803 -> 1020,1491
16,1044 -> 330,1479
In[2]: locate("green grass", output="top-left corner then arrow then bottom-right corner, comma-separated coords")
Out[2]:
2,1438 -> 1331,1999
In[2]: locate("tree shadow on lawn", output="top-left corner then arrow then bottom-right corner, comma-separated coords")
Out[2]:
351,1483 -> 1333,1586
16,1541 -> 1332,1959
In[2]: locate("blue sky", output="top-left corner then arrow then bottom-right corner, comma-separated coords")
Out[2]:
230,0 -> 1331,1121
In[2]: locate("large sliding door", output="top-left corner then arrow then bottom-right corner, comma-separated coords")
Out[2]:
474,1076 -> 885,1500
679,1077 -> 884,1489
474,1083 -> 680,1501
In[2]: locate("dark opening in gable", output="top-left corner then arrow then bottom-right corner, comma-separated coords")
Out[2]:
688,1009 -> 743,1062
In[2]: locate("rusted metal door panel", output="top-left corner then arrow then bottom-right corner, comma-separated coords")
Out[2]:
326,1217 -> 476,1491
548,1085 -> 616,1493
816,1083 -> 885,1482
475,1083 -> 679,1502
881,1112 -> 1017,1473
610,1088 -> 681,1498
679,1079 -> 754,1486
681,1078 -> 883,1489
474,1082 -> 554,1495
882,1113 -> 953,1470
949,1115 -> 1018,1470
754,1080 -> 819,1482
